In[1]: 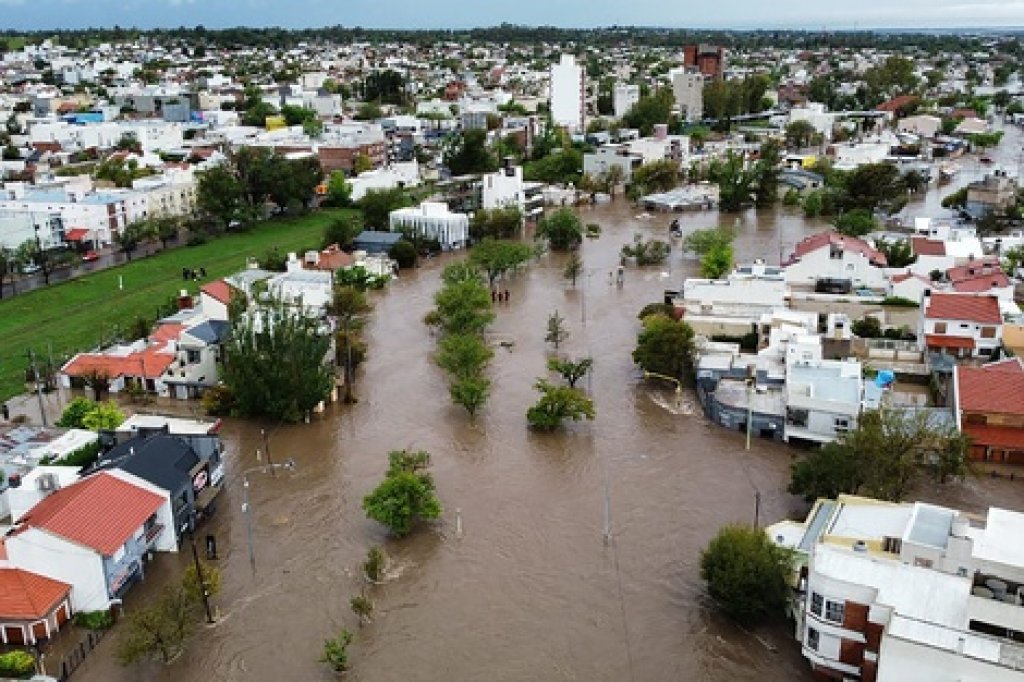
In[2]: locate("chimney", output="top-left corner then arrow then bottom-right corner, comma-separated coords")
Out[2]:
176,289 -> 192,310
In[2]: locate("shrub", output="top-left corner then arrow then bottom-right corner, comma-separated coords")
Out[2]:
320,629 -> 354,673
74,609 -> 114,630
55,441 -> 102,468
57,397 -> 95,428
638,303 -> 675,320
881,296 -> 919,308
364,546 -> 387,582
388,240 -> 418,269
700,525 -> 792,625
201,384 -> 235,416
0,650 -> 36,677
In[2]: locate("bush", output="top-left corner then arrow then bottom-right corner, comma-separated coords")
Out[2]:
57,396 -> 95,428
74,609 -> 114,630
0,650 -> 36,678
782,188 -> 801,206
201,384 -> 235,416
55,441 -> 101,468
638,303 -> 675,320
881,296 -> 919,308
364,546 -> 387,582
700,525 -> 792,625
320,629 -> 354,673
388,240 -> 418,269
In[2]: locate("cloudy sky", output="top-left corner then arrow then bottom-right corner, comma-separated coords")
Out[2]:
0,0 -> 1022,31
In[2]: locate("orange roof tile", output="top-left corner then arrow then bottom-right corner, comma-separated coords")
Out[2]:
911,237 -> 946,257
957,359 -> 1024,415
150,323 -> 185,343
925,293 -> 1002,324
62,349 -> 175,381
20,472 -> 164,555
0,569 -> 70,620
925,334 -> 975,350
200,280 -> 232,305
785,231 -> 887,266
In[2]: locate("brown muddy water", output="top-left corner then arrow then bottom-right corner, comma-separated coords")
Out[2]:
69,130 -> 1024,682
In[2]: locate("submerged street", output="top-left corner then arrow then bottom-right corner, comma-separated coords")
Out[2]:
69,132 -> 1024,681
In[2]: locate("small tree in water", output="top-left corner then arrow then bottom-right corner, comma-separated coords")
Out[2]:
700,524 -> 793,625
547,357 -> 593,389
545,311 -> 569,350
320,629 -> 354,672
363,450 -> 442,537
350,594 -> 374,625
526,380 -> 596,430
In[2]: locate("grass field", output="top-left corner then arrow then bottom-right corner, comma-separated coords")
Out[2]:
0,209 -> 355,402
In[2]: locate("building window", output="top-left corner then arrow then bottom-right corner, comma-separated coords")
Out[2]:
934,322 -> 947,334
834,417 -> 850,433
981,326 -> 996,338
914,557 -> 934,569
807,627 -> 820,652
787,408 -> 809,428
882,536 -> 902,554
825,600 -> 845,624
810,592 -> 823,617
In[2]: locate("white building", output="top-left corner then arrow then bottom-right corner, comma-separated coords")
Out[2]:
0,209 -> 63,250
787,103 -> 836,141
676,263 -> 788,338
0,184 -> 130,247
348,161 -> 421,203
784,231 -> 888,289
613,82 -> 640,119
921,292 -> 1004,360
669,68 -> 704,122
898,114 -> 942,139
266,254 -> 334,316
783,335 -> 864,443
389,201 -> 469,250
770,495 -> 1024,682
549,54 -> 586,133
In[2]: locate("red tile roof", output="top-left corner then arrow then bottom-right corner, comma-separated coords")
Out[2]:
925,293 -> 1002,324
0,569 -> 70,620
946,258 -> 1001,281
952,273 -> 1011,293
200,280 -> 232,305
307,244 -> 354,271
963,424 -> 1024,450
786,231 -> 887,266
20,472 -> 164,555
876,95 -> 919,113
957,359 -> 1024,415
65,228 -> 91,241
890,271 -> 932,285
62,347 -> 175,381
911,237 -> 946,257
925,334 -> 975,350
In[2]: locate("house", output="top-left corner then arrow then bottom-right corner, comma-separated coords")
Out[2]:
921,292 -> 1003,359
965,172 -> 1017,220
582,145 -> 643,184
945,259 -> 1018,314
784,231 -> 888,290
303,244 -> 355,272
0,561 -> 72,646
954,358 -> 1024,465
352,230 -> 403,255
897,114 -> 942,139
954,117 -> 990,136
783,335 -> 865,444
769,495 -> 1024,682
266,254 -> 334,316
673,263 -> 788,339
887,271 -> 933,303
94,431 -> 225,537
389,201 -> 469,250
5,470 -> 176,612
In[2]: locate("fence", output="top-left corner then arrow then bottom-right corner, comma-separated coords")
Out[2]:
54,628 -> 107,681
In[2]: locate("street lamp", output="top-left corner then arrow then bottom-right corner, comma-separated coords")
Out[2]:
241,458 -> 296,576
641,371 -> 683,410
187,513 -> 216,624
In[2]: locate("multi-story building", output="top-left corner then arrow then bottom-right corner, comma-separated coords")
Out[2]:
613,82 -> 640,119
549,54 -> 586,133
0,208 -> 63,251
921,292 -> 1003,360
669,68 -> 704,122
682,44 -> 725,79
770,495 -> 1024,682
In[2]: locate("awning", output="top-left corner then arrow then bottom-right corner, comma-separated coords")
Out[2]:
65,228 -> 91,241
925,335 -> 974,350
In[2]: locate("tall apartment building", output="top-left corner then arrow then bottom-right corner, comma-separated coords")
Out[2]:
669,68 -> 704,122
613,82 -> 640,119
770,495 -> 1024,682
550,54 -> 586,133
682,44 -> 726,79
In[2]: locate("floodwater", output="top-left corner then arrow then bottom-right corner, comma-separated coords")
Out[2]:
65,123 -> 1024,682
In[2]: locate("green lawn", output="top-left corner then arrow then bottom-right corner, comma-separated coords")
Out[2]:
0,209 -> 355,402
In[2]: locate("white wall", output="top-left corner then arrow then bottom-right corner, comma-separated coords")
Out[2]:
6,528 -> 110,612
878,635 -> 1023,682
550,55 -> 585,132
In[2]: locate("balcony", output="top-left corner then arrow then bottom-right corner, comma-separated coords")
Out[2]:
143,522 -> 165,546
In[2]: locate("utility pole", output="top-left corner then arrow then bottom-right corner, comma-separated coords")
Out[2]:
188,517 -> 215,623
754,490 -> 761,529
261,428 -> 275,476
27,349 -> 47,426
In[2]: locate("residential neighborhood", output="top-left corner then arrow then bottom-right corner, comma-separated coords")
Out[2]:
1,14 -> 1024,682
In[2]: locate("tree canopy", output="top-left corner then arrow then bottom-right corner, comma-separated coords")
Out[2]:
701,525 -> 792,625
526,379 -> 596,429
536,208 -> 583,251
362,450 -> 442,537
632,313 -> 695,380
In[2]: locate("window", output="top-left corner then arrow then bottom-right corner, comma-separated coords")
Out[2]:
981,326 -> 996,338
825,600 -> 845,624
882,536 -> 902,554
934,322 -> 947,334
807,627 -> 820,651
788,408 -> 809,428
914,557 -> 934,569
834,417 -> 850,433
810,592 -> 823,616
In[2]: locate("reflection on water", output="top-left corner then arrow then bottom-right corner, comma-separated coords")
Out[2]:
73,125 -> 1024,682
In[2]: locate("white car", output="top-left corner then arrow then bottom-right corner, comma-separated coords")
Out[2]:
20,262 -> 41,275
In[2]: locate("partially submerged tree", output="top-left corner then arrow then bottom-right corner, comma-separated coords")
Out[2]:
526,379 -> 596,430
363,450 -> 442,537
320,629 -> 354,673
563,251 -> 584,287
701,525 -> 793,625
536,208 -> 583,251
469,238 -> 534,287
116,584 -> 197,665
632,314 -> 695,380
545,310 -> 570,350
620,234 -> 671,266
547,357 -> 593,389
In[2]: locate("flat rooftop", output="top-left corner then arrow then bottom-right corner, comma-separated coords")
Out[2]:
827,501 -> 913,541
973,507 -> 1024,569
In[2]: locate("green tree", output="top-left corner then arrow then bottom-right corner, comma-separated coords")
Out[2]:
364,69 -> 407,105
523,147 -> 583,185
536,208 -> 583,251
196,164 -> 245,231
470,206 -> 523,240
784,120 -> 817,150
350,594 -> 374,625
152,216 -> 180,250
563,251 -> 584,287
683,227 -> 734,256
331,285 -> 372,403
322,214 -> 363,250
469,238 -> 534,287
444,129 -> 497,176
57,397 -> 96,428
875,237 -> 916,268
753,140 -> 782,208
357,187 -> 411,230
353,152 -> 374,175
547,356 -> 593,389
280,104 -> 316,126
431,276 -> 495,336
116,584 -> 197,665
116,221 -> 155,261
833,208 -> 877,238
841,163 -> 906,215
437,333 -> 493,380
526,379 -> 596,429
700,243 -> 734,279
320,630 -> 354,673
322,170 -> 353,208
621,89 -> 675,136
620,234 -> 671,266
449,375 -> 491,417
630,159 -> 680,196
81,400 -> 125,431
710,152 -> 757,212
788,407 -> 970,503
545,310 -> 569,350
362,450 -> 442,537
389,240 -> 418,269
632,314 -> 695,380
700,525 -> 792,625
222,298 -> 334,422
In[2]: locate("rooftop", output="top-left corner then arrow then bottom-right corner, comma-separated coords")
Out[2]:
925,292 -> 1002,324
957,358 -> 1024,415
973,507 -> 1024,569
0,568 -> 70,621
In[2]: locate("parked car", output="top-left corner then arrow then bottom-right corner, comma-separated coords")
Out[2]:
20,262 -> 41,274
82,250 -> 99,262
